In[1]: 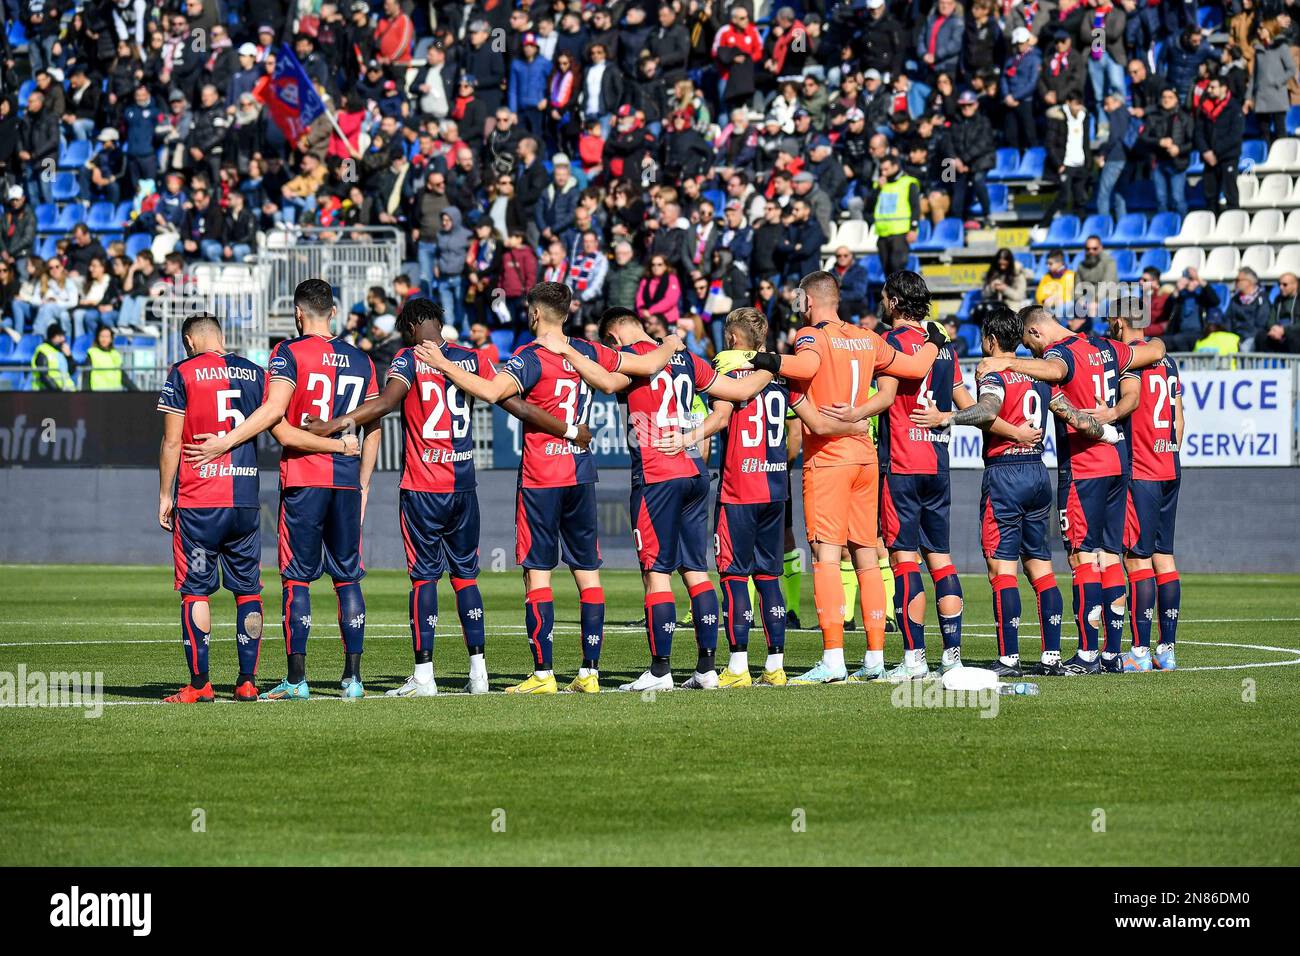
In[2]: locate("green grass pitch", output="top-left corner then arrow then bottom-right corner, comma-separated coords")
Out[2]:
1,564 -> 1297,866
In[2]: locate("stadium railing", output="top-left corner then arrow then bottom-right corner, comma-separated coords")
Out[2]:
257,226 -> 406,338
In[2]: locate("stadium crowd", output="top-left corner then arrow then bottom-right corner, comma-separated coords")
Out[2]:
3,0 -> 1300,392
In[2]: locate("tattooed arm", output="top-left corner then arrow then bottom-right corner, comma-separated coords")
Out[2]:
1048,391 -> 1106,438
912,388 -> 1002,428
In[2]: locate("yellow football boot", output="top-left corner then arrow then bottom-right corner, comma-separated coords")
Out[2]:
565,673 -> 601,694
717,668 -> 753,689
757,668 -> 788,686
505,673 -> 558,695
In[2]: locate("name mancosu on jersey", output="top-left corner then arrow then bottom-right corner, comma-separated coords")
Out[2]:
191,365 -> 262,383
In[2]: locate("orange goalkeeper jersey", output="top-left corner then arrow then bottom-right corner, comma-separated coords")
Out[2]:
784,320 -> 908,468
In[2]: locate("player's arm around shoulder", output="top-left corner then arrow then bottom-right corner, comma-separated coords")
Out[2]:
182,377 -> 295,465
415,340 -> 519,404
979,352 -> 1069,383
158,409 -> 183,532
502,394 -> 592,448
617,332 -> 686,378
539,333 -> 632,394
1124,335 -> 1166,371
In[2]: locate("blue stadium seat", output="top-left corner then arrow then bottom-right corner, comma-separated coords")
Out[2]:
125,233 -> 152,258
18,80 -> 35,107
0,334 -> 14,360
702,189 -> 726,211
1186,150 -> 1205,176
35,203 -> 58,232
1113,249 -> 1138,280
36,237 -> 59,259
51,173 -> 80,203
913,217 -> 963,252
1241,139 -> 1268,170
1135,247 -> 1171,276
86,202 -> 118,232
1072,214 -> 1114,246
913,219 -> 932,246
71,333 -> 94,363
114,201 -> 134,226
1210,283 -> 1229,308
957,322 -> 983,357
1014,147 -> 1047,181
58,141 -> 91,170
1032,214 -> 1080,250
55,204 -> 85,232
906,254 -> 920,272
866,256 -> 885,284
955,289 -> 982,322
7,21 -> 27,51
1289,105 -> 1300,136
985,183 -> 1009,214
987,148 -> 1020,182
1144,211 -> 1181,245
1196,6 -> 1223,30
1014,251 -> 1035,271
1109,213 -> 1148,247
12,334 -> 41,364
490,329 -> 515,358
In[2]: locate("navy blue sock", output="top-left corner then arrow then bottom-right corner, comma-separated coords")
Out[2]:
1101,564 -> 1127,655
452,577 -> 485,657
721,576 -> 751,652
932,564 -> 963,650
579,587 -> 604,668
991,575 -> 1020,659
646,591 -> 676,675
525,588 -> 554,670
1072,564 -> 1102,653
234,594 -> 263,679
1128,569 -> 1156,649
754,574 -> 786,653
181,596 -> 210,684
1031,575 -> 1063,655
335,581 -> 366,656
409,578 -> 437,663
282,580 -> 311,658
1156,572 -> 1180,645
689,581 -> 719,672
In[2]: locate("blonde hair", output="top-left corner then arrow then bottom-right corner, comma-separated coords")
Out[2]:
724,306 -> 768,350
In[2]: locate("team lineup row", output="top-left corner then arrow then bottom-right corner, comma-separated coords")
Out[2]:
156,270 -> 1183,702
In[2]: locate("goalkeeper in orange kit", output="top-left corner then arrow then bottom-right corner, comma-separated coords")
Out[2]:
743,270 -> 943,682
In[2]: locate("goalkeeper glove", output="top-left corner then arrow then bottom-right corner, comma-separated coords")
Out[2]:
923,320 -> 948,349
712,349 -> 752,374
749,351 -> 782,374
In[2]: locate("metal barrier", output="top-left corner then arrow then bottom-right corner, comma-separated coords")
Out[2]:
258,226 -> 406,331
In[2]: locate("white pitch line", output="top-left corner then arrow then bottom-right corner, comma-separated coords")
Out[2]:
1,641 -> 1298,711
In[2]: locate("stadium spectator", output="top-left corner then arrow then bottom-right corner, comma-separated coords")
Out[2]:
1036,249 -> 1076,318
1248,26 -> 1296,144
831,247 -> 870,321
947,90 -> 997,227
1162,265 -> 1219,351
1225,267 -> 1271,349
871,155 -> 918,278
1035,92 -> 1092,234
1196,75 -> 1244,210
1143,86 -> 1194,218
978,248 -> 1030,317
84,325 -> 130,391
1002,26 -> 1041,150
30,322 -> 76,391
72,257 -> 120,337
1,186 -> 35,272
636,254 -> 683,326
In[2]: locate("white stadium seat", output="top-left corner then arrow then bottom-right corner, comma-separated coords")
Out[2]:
1161,246 -> 1206,282
1268,243 -> 1300,280
1206,208 -> 1250,246
1252,137 -> 1300,175
1244,210 -> 1284,245
835,219 -> 873,254
1199,245 -> 1242,282
819,222 -> 840,254
1285,209 -> 1300,242
1236,174 -> 1260,208
1166,210 -> 1214,247
1241,173 -> 1293,209
1239,244 -> 1275,279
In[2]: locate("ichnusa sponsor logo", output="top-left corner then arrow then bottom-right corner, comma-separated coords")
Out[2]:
49,886 -> 152,936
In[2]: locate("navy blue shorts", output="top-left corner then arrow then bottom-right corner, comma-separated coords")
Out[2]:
881,469 -> 951,554
715,499 -> 785,577
278,486 -> 364,583
1125,477 -> 1180,558
173,506 -> 261,596
1058,473 -> 1125,555
630,473 -> 711,573
515,482 -> 602,571
980,462 -> 1053,561
399,489 -> 480,581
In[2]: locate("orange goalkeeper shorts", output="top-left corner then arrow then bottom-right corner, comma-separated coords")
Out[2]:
802,462 -> 879,548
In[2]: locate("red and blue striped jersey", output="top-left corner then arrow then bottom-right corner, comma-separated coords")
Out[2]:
619,341 -> 719,485
1123,339 -> 1181,481
157,351 -> 266,508
388,343 -> 494,493
1044,333 -> 1134,479
718,371 -> 803,504
879,324 -> 964,475
977,370 -> 1051,465
269,333 -> 379,489
498,338 -> 622,488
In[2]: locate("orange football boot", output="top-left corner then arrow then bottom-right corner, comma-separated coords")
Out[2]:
164,682 -> 215,704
